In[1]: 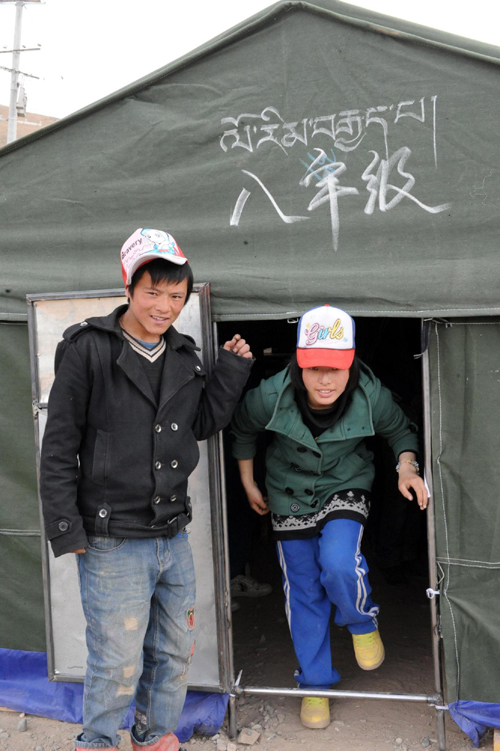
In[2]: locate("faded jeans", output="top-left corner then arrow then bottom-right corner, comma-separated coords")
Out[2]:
75,533 -> 196,749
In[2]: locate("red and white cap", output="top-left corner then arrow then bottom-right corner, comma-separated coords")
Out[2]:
120,228 -> 188,286
296,305 -> 356,369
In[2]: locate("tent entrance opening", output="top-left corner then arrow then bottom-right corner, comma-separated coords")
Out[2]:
218,317 -> 434,701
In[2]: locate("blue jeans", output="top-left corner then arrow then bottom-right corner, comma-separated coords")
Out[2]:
277,519 -> 379,688
76,533 -> 196,749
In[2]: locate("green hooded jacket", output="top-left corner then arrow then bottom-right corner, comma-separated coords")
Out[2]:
230,362 -> 418,517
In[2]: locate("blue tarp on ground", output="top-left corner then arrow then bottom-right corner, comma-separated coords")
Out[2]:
449,701 -> 500,748
0,649 -> 228,742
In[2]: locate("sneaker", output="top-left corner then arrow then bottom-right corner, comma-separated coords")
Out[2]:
230,575 -> 272,598
352,629 -> 385,670
300,696 -> 330,729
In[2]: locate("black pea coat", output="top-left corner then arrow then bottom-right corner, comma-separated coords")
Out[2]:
40,305 -> 253,557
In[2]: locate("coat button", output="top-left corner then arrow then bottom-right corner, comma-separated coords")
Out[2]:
285,487 -> 294,495
170,495 -> 177,502
80,321 -> 88,327
195,365 -> 201,371
171,423 -> 178,431
58,521 -> 69,532
313,451 -> 321,458
297,447 -> 307,453
98,508 -> 108,518
171,459 -> 179,469
290,503 -> 300,513
155,461 -> 162,470
153,496 -> 161,505
155,424 -> 162,433
305,489 -> 313,496
311,499 -> 319,508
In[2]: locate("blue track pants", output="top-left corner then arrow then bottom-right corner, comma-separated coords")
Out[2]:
277,518 -> 379,688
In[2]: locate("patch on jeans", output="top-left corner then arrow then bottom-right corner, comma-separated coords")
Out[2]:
186,606 -> 195,630
116,684 -> 134,696
124,616 -> 139,631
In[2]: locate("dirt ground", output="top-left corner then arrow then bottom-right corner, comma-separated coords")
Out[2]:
0,701 -> 493,751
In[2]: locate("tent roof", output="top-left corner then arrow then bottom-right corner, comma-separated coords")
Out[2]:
1,0 -> 500,321
2,0 -> 499,158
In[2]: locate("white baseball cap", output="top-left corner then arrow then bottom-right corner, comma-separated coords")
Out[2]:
296,305 -> 356,369
120,228 -> 188,286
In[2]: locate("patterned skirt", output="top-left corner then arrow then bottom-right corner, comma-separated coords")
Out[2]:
272,488 -> 371,541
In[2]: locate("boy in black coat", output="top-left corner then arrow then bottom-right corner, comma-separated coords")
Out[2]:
40,228 -> 253,751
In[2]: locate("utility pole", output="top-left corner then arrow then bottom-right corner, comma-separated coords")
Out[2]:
7,1 -> 24,143
1,0 -> 41,143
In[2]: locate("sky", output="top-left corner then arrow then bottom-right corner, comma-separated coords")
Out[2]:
0,0 -> 499,120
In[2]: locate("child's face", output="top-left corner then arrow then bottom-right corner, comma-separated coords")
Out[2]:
125,271 -> 188,341
302,366 -> 350,410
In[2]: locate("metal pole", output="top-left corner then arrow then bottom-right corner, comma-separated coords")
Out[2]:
212,321 -> 239,738
227,693 -> 238,739
228,672 -> 244,739
236,685 -> 440,704
422,331 -> 447,751
7,1 -> 24,143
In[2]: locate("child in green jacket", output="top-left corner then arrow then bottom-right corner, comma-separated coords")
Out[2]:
231,304 -> 427,729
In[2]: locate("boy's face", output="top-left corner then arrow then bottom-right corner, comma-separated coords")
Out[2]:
125,270 -> 188,341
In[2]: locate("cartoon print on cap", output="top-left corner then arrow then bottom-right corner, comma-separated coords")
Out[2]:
141,228 -> 184,256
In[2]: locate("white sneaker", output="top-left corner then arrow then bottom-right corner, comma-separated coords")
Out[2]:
230,575 -> 272,598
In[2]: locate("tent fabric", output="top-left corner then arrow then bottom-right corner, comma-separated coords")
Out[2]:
429,320 -> 500,704
0,649 -> 228,741
0,324 -> 45,651
0,0 -> 500,725
1,2 -> 500,322
449,701 -> 500,748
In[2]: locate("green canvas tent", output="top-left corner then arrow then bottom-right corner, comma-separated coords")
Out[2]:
1,0 -> 500,742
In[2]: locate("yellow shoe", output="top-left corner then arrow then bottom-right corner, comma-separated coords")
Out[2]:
352,629 -> 385,670
300,696 -> 330,729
